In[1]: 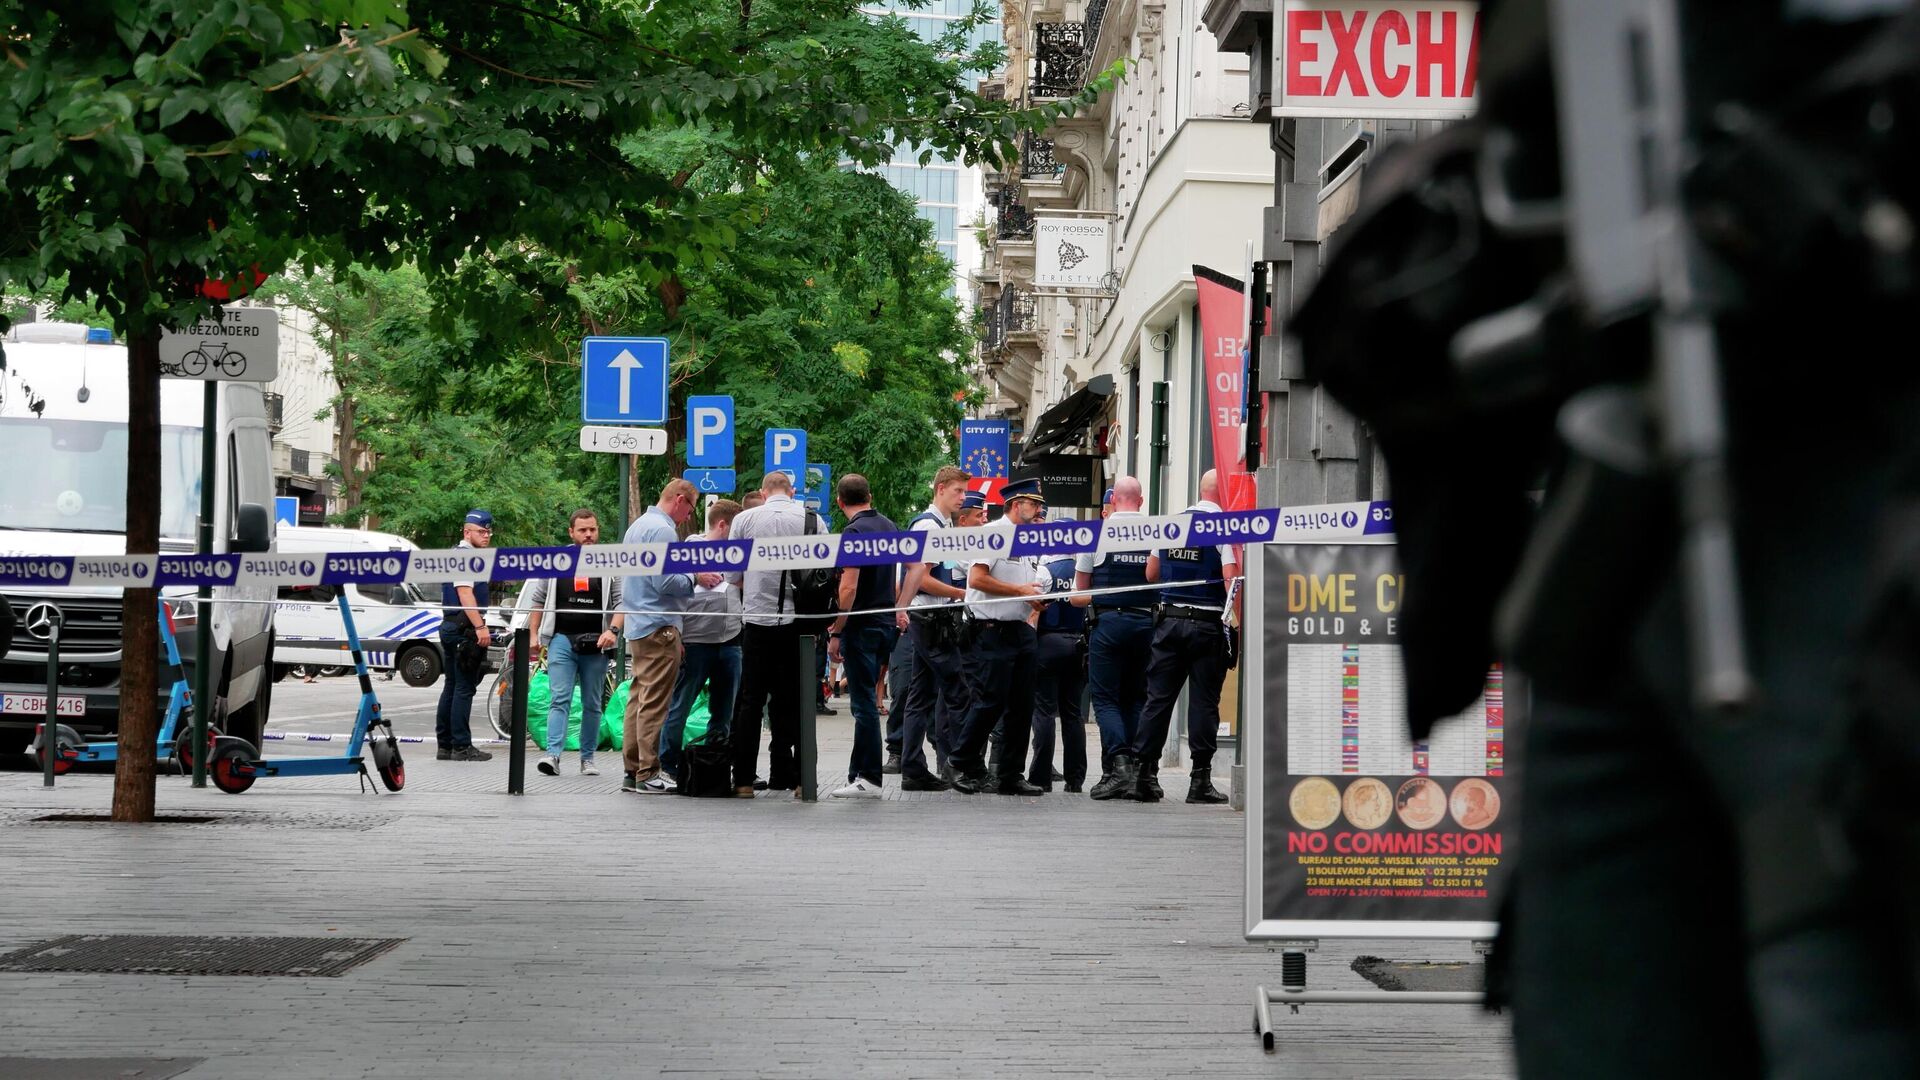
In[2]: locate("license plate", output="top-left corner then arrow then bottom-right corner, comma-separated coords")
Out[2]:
1,693 -> 87,717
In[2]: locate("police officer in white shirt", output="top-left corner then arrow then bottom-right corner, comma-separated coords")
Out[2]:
949,477 -> 1049,796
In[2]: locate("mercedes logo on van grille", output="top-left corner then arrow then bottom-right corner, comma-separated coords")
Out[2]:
23,602 -> 63,641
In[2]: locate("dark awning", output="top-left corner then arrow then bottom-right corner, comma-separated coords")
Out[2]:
1020,375 -> 1114,460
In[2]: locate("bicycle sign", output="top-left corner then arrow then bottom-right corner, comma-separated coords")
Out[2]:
579,425 -> 668,455
158,306 -> 279,381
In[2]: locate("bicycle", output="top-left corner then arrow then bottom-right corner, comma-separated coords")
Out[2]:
485,640 -> 624,743
182,341 -> 248,378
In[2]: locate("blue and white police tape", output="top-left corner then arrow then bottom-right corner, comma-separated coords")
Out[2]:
263,731 -> 510,746
0,501 -> 1393,590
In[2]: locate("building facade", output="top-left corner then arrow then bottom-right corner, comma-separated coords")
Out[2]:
252,302 -> 343,527
974,0 -> 1271,519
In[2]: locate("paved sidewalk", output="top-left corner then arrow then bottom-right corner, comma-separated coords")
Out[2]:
0,721 -> 1513,1079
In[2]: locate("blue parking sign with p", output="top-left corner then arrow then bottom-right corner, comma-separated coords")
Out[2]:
764,428 -> 806,480
687,395 -> 734,468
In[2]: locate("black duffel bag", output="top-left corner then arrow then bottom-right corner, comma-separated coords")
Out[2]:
676,737 -> 735,798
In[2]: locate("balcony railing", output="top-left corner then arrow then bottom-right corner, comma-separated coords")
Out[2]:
999,286 -> 1036,336
1032,0 -> 1110,97
994,188 -> 1035,241
1022,133 -> 1064,179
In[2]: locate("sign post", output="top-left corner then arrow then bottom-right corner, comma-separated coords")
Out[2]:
581,336 -> 669,681
161,306 -> 280,787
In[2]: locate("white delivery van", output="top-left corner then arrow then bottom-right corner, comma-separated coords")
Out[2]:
271,525 -> 450,686
0,321 -> 277,753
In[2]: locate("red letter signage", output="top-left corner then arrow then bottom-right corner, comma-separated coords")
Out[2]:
1275,1 -> 1481,119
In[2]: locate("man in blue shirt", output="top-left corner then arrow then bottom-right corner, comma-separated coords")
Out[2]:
435,509 -> 496,761
619,478 -> 721,793
825,474 -> 898,798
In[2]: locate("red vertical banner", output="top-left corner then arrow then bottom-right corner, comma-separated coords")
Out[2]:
1194,265 -> 1267,511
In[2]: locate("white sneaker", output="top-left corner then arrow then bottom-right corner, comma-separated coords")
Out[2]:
536,755 -> 560,776
579,759 -> 600,776
638,775 -> 676,794
831,778 -> 883,800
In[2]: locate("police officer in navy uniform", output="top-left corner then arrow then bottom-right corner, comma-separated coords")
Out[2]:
435,508 -> 496,762
1131,470 -> 1237,803
1030,552 -> 1088,792
950,476 -> 1048,796
1078,476 -> 1156,801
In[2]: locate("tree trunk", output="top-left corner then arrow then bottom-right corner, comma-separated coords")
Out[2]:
338,392 -> 361,515
111,331 -> 162,823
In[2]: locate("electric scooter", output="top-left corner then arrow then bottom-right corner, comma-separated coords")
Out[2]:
31,600 -> 213,776
207,593 -> 404,794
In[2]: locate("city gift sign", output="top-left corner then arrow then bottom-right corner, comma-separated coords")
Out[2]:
1275,0 -> 1482,119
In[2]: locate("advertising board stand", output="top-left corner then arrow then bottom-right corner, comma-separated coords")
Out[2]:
1243,510 -> 1520,1051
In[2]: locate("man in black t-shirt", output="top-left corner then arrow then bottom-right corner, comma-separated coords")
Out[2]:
825,473 -> 899,799
525,509 -> 626,776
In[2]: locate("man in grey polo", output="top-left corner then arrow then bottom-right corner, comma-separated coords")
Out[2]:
727,470 -> 812,796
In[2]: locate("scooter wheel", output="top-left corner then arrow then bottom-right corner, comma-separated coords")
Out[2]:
172,725 -> 219,774
209,741 -> 257,794
31,724 -> 82,776
370,728 -> 405,792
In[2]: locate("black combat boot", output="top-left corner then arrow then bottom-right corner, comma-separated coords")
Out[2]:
1089,754 -> 1137,801
1186,766 -> 1228,804
1135,763 -> 1164,802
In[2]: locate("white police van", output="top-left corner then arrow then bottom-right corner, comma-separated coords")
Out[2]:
271,525 -> 450,686
0,321 -> 276,754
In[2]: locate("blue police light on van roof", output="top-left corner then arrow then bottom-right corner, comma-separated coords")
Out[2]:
86,328 -> 113,344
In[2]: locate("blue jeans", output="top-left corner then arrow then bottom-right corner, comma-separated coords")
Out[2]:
544,633 -> 611,760
435,622 -> 484,750
661,641 -> 741,777
1086,611 -> 1153,767
841,623 -> 889,784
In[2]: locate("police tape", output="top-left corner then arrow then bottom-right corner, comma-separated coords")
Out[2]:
0,502 -> 1393,591
261,731 -> 510,746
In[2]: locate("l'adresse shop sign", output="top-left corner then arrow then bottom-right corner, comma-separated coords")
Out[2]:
1275,1 -> 1481,119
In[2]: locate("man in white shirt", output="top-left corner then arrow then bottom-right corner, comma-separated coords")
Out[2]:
726,471 -> 812,796
891,465 -> 970,790
949,477 -> 1049,796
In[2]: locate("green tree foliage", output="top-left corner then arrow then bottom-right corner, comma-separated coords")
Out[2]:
0,0 -> 1116,819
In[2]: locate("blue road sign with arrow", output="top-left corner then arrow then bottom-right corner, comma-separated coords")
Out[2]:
581,337 -> 668,424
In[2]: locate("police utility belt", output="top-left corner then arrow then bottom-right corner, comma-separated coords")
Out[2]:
909,602 -> 967,649
1087,604 -> 1152,629
1157,602 -> 1224,625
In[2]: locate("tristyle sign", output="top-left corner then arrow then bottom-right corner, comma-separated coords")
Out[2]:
1275,0 -> 1481,119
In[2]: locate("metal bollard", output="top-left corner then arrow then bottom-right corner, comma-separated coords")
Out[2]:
40,606 -> 62,789
797,631 -> 817,802
507,627 -> 530,795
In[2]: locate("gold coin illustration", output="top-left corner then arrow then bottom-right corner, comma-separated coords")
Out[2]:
1342,778 -> 1392,830
1450,778 -> 1502,830
1289,777 -> 1341,829
1395,776 -> 1447,830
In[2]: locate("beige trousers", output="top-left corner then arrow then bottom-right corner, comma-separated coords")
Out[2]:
623,627 -> 683,781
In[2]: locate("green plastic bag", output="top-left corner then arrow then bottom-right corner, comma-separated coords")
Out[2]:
527,671 -> 711,752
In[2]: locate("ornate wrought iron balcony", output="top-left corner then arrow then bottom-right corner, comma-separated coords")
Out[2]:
999,285 -> 1037,335
1021,133 -> 1064,179
995,188 -> 1035,241
1032,0 -> 1111,97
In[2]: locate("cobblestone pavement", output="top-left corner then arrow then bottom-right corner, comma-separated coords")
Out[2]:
0,698 -> 1513,1079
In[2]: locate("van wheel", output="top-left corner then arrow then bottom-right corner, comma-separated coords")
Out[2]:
272,664 -> 290,683
396,644 -> 441,688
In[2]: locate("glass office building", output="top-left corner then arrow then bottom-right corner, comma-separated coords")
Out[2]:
859,1 -> 1002,295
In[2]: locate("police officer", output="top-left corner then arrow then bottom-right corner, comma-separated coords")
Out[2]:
435,508 -> 495,762
892,465 -> 971,790
950,476 -> 1047,796
1078,477 -> 1156,801
1030,551 -> 1088,792
1131,469 -> 1237,804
